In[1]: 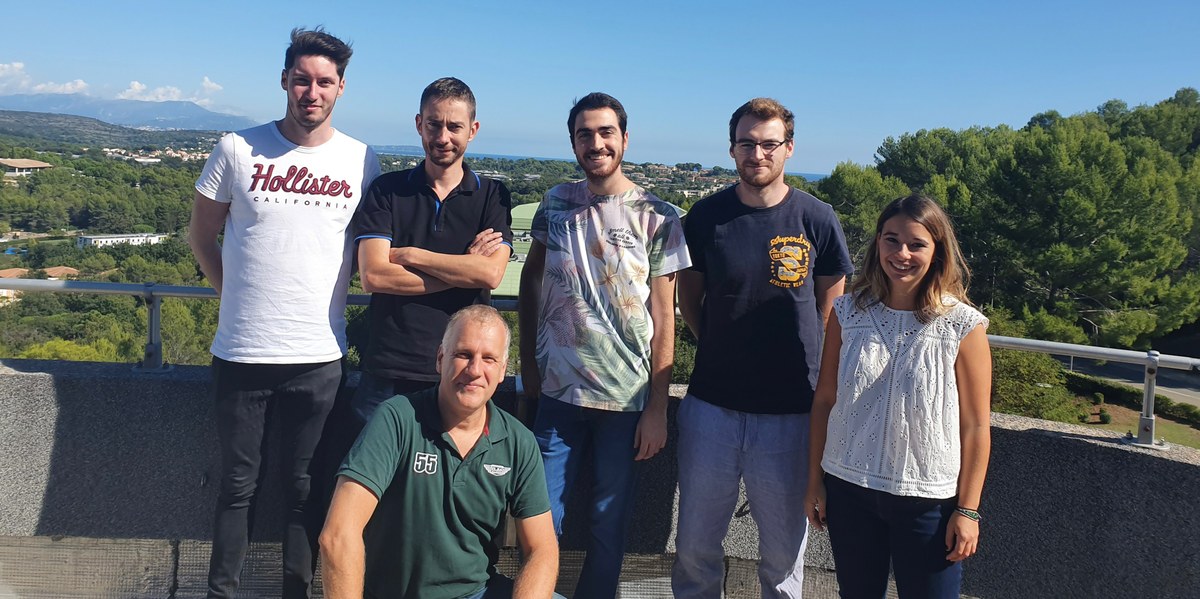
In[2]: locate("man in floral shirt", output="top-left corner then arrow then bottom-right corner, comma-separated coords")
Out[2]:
517,92 -> 690,598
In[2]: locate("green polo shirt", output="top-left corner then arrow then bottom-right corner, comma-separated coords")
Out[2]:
338,386 -> 550,599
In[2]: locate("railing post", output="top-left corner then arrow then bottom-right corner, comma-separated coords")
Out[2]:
134,282 -> 171,373
1131,350 -> 1162,448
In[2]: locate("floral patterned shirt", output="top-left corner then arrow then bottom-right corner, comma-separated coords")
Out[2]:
531,181 -> 691,411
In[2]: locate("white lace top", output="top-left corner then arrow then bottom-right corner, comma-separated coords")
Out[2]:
821,293 -> 988,499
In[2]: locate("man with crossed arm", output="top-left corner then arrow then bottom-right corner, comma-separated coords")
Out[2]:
351,77 -> 513,424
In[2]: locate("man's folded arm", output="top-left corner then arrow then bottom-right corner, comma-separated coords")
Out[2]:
357,237 -> 451,295
389,232 -> 511,290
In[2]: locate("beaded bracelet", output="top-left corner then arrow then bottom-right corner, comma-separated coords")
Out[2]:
955,507 -> 982,522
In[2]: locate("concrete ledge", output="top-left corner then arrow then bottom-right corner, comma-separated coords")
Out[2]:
2,360 -> 1199,598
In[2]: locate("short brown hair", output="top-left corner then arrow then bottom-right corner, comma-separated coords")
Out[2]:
420,77 -> 477,120
728,98 -> 795,146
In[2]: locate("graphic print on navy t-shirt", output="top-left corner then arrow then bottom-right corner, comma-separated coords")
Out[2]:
247,162 -> 355,210
768,234 -> 812,288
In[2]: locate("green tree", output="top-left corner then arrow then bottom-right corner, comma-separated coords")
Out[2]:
814,162 -> 910,263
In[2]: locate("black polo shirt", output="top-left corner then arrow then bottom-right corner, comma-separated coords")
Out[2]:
352,162 -> 513,381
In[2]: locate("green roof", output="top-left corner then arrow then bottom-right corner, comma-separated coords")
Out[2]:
494,238 -> 533,298
511,202 -> 539,232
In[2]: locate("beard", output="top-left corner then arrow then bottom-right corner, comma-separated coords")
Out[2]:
424,142 -> 465,168
578,150 -> 623,182
737,159 -> 784,188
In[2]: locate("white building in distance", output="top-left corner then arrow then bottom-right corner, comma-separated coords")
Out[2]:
76,233 -> 169,249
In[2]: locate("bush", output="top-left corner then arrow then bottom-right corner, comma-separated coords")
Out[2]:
991,348 -> 1083,422
1064,371 -> 1200,430
1093,392 -> 1105,405
987,308 -> 1085,423
1099,409 -> 1113,424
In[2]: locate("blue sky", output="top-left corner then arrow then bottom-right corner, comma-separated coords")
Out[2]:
1,1 -> 1197,173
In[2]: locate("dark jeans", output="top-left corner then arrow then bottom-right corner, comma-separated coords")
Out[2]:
824,474 -> 962,599
207,357 -> 342,599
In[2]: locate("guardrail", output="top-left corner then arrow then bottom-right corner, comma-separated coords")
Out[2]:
1,278 -> 1197,449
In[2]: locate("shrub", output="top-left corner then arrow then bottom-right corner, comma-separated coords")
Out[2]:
1099,409 -> 1113,424
987,308 -> 1084,423
1093,392 -> 1105,405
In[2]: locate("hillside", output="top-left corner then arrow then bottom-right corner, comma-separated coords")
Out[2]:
0,110 -> 221,149
0,94 -> 256,131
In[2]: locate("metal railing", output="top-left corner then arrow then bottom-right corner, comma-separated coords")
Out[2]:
1,278 -> 1197,449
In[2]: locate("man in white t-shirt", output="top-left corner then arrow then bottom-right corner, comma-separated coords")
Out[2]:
187,27 -> 380,599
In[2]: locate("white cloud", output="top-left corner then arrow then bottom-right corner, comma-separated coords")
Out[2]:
118,81 -> 185,101
118,76 -> 224,107
0,62 -> 32,93
1,63 -> 226,109
33,79 -> 88,94
0,62 -> 88,95
201,76 -> 222,94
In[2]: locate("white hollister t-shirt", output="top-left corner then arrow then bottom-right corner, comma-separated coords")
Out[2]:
195,122 -> 380,364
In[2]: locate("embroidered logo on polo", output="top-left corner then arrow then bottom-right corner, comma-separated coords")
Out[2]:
768,234 -> 812,289
483,464 -> 511,477
413,452 -> 438,475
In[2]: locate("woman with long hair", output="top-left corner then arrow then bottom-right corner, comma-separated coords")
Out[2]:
805,194 -> 992,598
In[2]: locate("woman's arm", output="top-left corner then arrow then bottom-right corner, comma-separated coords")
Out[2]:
946,324 -> 992,561
805,313 -> 843,530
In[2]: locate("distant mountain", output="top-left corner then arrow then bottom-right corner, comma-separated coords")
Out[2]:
0,94 -> 256,131
0,110 -> 222,149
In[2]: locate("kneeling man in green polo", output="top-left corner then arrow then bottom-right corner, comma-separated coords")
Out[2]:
320,305 -> 559,599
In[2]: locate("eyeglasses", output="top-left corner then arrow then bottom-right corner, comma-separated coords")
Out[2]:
733,139 -> 791,155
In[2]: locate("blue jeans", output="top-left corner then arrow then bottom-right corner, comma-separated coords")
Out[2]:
824,474 -> 962,599
350,371 -> 435,424
672,395 -> 810,599
533,395 -> 641,599
460,575 -> 567,599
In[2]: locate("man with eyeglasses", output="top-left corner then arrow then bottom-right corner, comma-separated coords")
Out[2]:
672,98 -> 853,598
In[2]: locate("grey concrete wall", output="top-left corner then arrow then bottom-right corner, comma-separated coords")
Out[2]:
1,359 -> 1198,598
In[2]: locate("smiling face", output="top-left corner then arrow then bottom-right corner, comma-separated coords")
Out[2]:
877,214 -> 936,305
435,317 -> 507,418
571,107 -> 627,183
280,54 -> 344,138
416,98 -> 478,169
731,115 -> 793,189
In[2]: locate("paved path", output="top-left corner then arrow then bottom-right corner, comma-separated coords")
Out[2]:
1062,357 -> 1200,409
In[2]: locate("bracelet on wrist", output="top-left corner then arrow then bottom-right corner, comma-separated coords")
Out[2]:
955,507 -> 981,522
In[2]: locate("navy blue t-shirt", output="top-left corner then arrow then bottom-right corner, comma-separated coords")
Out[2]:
351,162 -> 512,381
684,185 -> 853,414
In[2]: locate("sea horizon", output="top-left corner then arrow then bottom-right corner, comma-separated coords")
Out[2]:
370,145 -> 827,180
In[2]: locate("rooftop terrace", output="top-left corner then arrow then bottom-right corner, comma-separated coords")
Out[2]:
0,281 -> 1198,598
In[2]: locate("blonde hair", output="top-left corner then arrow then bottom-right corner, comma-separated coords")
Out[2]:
440,304 -> 510,363
850,194 -> 971,322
